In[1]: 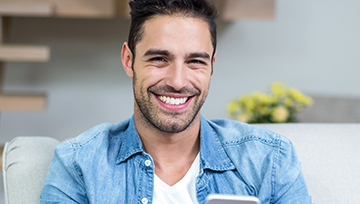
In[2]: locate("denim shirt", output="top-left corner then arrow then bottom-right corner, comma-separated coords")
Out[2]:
40,115 -> 311,204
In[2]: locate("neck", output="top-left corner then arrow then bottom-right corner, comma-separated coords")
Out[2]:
134,112 -> 201,186
134,112 -> 201,160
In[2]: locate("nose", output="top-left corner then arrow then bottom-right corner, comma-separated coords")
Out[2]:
165,62 -> 188,91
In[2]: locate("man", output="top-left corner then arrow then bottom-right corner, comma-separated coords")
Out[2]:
40,0 -> 311,203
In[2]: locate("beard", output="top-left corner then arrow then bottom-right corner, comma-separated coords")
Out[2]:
132,72 -> 209,133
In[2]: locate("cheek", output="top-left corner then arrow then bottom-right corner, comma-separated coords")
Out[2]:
188,70 -> 211,90
134,68 -> 166,89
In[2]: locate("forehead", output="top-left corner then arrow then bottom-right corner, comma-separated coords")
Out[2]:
136,15 -> 213,55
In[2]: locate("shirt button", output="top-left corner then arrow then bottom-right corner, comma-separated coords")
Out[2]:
142,198 -> 148,204
145,160 -> 151,167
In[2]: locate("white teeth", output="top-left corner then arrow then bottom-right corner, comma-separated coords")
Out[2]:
158,95 -> 188,105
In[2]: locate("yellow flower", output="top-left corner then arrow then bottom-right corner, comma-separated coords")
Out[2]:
287,88 -> 313,106
287,88 -> 302,101
259,106 -> 271,115
284,98 -> 293,108
270,82 -> 286,97
227,101 -> 239,116
252,92 -> 273,104
271,106 -> 289,123
239,95 -> 256,110
236,112 -> 253,123
227,82 -> 313,123
301,95 -> 313,106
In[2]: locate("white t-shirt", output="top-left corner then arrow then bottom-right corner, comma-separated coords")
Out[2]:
152,153 -> 200,204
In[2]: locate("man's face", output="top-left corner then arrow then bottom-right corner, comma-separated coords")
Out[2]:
129,15 -> 215,133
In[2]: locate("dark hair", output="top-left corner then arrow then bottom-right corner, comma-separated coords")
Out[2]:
128,0 -> 218,61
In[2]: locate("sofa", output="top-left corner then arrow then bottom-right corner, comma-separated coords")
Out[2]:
2,123 -> 360,203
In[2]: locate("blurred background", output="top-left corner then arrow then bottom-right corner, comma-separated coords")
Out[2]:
0,0 -> 360,202
1,0 -> 360,144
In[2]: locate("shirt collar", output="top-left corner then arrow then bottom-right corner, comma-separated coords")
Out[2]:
199,115 -> 235,171
116,115 -> 235,171
116,115 -> 144,164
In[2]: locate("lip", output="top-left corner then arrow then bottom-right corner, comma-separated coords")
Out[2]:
153,93 -> 193,111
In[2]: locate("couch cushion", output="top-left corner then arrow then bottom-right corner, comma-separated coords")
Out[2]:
257,123 -> 360,204
2,136 -> 60,204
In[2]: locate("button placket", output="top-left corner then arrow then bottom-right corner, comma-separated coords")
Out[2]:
137,156 -> 153,204
145,159 -> 151,167
141,197 -> 148,204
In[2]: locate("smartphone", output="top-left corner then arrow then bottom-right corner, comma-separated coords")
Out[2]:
205,194 -> 260,204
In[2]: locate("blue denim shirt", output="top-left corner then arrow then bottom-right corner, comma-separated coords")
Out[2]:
40,115 -> 311,203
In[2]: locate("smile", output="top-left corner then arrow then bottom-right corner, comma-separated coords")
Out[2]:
157,95 -> 189,105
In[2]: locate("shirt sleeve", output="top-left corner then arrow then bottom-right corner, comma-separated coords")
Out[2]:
272,136 -> 312,203
40,141 -> 88,203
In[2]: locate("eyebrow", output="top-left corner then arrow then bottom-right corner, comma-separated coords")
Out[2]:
144,49 -> 172,57
143,49 -> 210,61
187,52 -> 211,61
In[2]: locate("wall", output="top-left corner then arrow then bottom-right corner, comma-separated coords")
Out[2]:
1,0 -> 360,143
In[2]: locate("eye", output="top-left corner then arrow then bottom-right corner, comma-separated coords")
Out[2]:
189,59 -> 206,65
150,57 -> 167,62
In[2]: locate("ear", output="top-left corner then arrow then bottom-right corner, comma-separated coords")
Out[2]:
212,50 -> 217,65
121,42 -> 134,78
211,50 -> 217,75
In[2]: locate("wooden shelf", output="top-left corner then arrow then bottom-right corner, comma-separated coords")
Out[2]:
1,0 -> 274,20
0,2 -> 54,17
0,45 -> 50,62
0,93 -> 46,111
0,0 -> 115,18
116,0 -> 130,18
51,0 -> 116,18
213,0 -> 275,20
